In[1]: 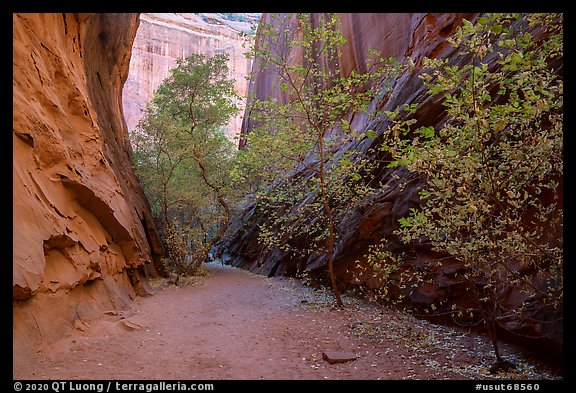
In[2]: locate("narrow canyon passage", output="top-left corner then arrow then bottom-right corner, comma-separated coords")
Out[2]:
14,264 -> 554,380
12,12 -> 563,382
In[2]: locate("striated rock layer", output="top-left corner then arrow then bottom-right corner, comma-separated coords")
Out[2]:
122,13 -> 258,141
239,13 -> 469,148
225,13 -> 563,352
13,13 -> 164,369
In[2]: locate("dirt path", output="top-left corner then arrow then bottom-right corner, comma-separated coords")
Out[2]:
14,263 -> 559,380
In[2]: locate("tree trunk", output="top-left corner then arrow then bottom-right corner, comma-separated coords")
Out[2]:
486,314 -> 502,362
192,150 -> 231,266
318,135 -> 343,307
326,230 -> 343,307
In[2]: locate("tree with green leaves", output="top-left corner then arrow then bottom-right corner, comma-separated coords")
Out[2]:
237,13 -> 405,306
132,53 -> 240,277
370,13 -> 562,370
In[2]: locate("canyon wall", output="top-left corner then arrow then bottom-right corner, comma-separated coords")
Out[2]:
122,13 -> 258,141
13,13 -> 164,369
239,13 -> 468,148
225,13 -> 563,351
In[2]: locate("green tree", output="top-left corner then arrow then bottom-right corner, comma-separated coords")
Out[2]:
238,13 -> 404,306
371,13 -> 563,369
132,53 -> 240,277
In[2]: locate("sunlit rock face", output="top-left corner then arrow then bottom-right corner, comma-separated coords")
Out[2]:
122,13 -> 259,142
13,13 -> 164,370
225,13 -> 563,351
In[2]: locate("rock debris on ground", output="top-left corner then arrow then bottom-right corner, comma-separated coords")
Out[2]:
14,263 -> 561,380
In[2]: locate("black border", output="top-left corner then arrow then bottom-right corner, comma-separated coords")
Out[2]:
6,2 -> 571,389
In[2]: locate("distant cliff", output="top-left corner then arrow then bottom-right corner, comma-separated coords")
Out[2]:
122,13 -> 258,141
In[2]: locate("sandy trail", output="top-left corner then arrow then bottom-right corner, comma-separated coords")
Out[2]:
13,263 -> 557,380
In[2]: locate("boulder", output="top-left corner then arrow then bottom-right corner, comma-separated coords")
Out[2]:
321,351 -> 358,364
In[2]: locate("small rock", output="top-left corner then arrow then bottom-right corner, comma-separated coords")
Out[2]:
120,319 -> 143,330
321,351 -> 358,364
489,359 -> 516,374
74,319 -> 89,332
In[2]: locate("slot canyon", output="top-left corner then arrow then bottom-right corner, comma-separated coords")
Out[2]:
13,12 -> 563,380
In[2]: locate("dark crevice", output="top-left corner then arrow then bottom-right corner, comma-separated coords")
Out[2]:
30,53 -> 44,87
438,22 -> 455,38
268,260 -> 282,277
61,13 -> 68,35
140,215 -> 168,277
96,71 -> 104,89
15,131 -> 34,147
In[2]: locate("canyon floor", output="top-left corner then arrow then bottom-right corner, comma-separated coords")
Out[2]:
14,263 -> 561,380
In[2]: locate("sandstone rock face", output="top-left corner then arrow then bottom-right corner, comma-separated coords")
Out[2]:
225,13 -> 563,351
13,13 -> 164,368
239,13 -> 470,148
122,13 -> 258,141
232,11 -> 478,284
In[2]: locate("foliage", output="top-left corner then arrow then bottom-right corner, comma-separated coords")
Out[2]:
131,108 -> 196,223
162,221 -> 210,279
220,13 -> 248,23
369,13 -> 563,366
128,12 -> 562,372
237,13 -> 406,306
131,53 -> 241,275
